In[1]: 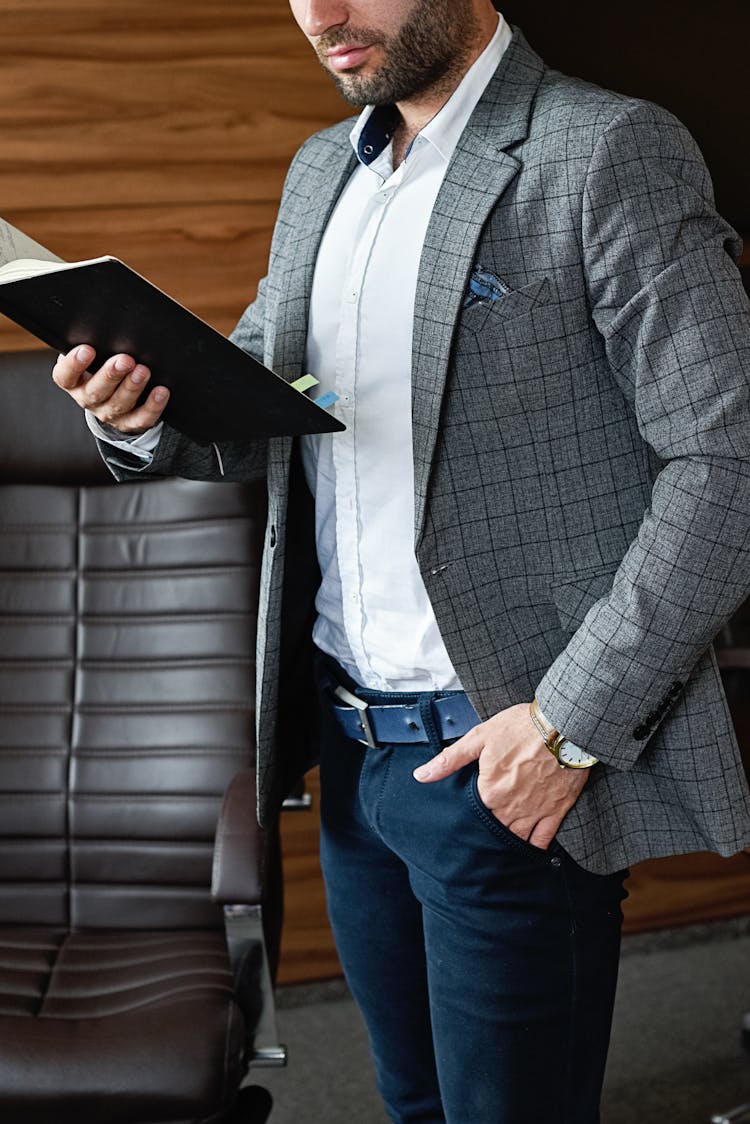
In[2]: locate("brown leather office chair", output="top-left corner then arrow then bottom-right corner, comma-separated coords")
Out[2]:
0,350 -> 281,1123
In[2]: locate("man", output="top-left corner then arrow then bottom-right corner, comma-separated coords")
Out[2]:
52,1 -> 750,1120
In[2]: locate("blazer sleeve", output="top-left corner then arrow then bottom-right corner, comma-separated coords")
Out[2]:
98,278 -> 270,484
535,100 -> 750,769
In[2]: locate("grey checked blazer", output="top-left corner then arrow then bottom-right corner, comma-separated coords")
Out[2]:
103,29 -> 750,874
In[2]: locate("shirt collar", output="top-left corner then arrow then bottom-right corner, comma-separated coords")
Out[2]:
349,12 -> 513,168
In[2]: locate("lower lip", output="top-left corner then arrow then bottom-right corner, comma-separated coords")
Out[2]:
326,46 -> 371,71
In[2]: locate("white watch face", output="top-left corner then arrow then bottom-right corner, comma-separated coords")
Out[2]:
558,741 -> 598,768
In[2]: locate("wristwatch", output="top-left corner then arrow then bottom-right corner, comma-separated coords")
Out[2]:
529,699 -> 599,770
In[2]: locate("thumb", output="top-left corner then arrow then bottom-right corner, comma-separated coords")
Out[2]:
413,728 -> 482,783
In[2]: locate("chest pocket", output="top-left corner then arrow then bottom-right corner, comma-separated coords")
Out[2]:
461,272 -> 551,333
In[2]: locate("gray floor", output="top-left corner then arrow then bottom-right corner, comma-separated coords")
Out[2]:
256,920 -> 750,1123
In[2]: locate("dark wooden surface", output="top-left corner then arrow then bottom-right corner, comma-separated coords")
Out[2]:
500,0 -> 750,232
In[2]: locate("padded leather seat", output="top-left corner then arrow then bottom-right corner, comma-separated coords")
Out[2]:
0,352 -> 274,1123
0,930 -> 244,1124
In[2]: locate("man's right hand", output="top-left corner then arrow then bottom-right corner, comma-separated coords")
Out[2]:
52,345 -> 170,436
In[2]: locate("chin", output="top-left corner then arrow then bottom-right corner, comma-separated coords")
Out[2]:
331,75 -> 371,106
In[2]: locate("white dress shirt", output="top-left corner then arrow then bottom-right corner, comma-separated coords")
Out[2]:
302,14 -> 511,690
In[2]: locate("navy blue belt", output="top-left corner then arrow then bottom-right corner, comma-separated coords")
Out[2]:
329,682 -> 481,749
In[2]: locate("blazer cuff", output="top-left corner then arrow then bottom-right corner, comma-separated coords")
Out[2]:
535,645 -> 685,771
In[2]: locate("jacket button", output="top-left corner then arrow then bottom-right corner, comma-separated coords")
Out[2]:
633,724 -> 651,740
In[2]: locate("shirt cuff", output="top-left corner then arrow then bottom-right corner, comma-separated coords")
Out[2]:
85,411 -> 163,462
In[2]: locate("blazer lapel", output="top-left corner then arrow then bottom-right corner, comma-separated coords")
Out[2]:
270,136 -> 358,383
412,30 -> 546,546
268,131 -> 357,481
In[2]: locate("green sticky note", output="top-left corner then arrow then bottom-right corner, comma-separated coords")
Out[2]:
291,373 -> 319,394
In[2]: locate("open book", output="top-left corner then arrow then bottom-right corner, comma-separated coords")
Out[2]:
0,218 -> 345,444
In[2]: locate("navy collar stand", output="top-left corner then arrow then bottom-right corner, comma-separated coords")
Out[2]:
356,105 -> 402,166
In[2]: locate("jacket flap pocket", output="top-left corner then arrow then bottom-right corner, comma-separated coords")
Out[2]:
461,277 -> 552,334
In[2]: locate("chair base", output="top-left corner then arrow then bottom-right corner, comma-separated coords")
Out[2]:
226,1086 -> 273,1124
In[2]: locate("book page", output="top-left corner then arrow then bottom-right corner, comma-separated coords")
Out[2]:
0,217 -> 64,270
0,258 -> 77,284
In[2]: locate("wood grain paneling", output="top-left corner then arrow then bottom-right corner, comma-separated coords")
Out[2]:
0,0 -> 346,349
277,771 -> 342,986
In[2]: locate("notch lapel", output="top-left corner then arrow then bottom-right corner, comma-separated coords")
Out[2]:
411,31 -> 545,546
270,135 -> 358,383
267,129 -> 357,479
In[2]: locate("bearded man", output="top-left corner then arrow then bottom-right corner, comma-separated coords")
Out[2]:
53,1 -> 750,1120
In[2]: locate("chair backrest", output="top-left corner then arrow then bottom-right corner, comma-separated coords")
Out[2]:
0,350 -> 266,930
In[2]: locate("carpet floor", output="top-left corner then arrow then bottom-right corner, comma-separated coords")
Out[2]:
256,918 -> 750,1123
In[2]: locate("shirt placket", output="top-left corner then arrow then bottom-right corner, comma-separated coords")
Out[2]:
333,172 -> 399,685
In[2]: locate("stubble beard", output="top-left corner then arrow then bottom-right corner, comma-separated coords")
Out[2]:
316,0 -> 481,107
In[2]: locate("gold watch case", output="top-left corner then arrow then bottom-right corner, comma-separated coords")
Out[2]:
530,699 -> 599,769
549,735 -> 599,770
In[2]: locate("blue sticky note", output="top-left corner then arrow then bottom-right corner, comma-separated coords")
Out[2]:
314,391 -> 340,410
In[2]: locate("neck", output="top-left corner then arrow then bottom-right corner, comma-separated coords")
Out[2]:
394,6 -> 499,136
391,121 -> 417,169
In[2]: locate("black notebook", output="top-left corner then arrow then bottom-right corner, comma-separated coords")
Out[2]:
0,219 -> 345,445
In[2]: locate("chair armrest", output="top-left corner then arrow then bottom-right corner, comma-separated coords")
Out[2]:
212,769 -> 286,1067
212,768 -> 265,905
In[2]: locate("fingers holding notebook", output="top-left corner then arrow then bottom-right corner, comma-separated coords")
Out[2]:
52,345 -> 169,436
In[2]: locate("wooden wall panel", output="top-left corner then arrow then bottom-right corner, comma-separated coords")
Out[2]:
0,0 -> 346,350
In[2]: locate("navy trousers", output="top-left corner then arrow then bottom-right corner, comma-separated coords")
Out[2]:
315,661 -> 628,1123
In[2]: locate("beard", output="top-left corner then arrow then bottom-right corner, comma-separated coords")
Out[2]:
315,0 -> 481,107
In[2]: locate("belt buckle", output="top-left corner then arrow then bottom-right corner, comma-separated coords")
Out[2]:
333,684 -> 377,748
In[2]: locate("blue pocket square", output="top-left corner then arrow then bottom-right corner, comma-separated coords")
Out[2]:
462,265 -> 513,309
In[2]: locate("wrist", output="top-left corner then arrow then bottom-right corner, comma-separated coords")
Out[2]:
529,699 -> 599,770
